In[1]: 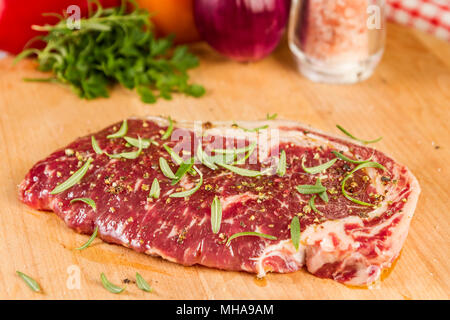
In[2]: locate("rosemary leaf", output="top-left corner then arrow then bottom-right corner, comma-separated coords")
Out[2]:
117,136 -> 143,159
266,113 -> 278,120
301,157 -> 337,174
213,142 -> 256,155
149,178 -> 160,199
91,136 -> 103,154
211,153 -> 238,166
332,151 -> 372,164
107,120 -> 128,139
136,272 -> 152,292
106,136 -> 144,159
309,195 -> 323,215
290,216 -> 300,251
163,144 -> 183,165
196,144 -> 217,170
100,273 -> 125,294
50,158 -> 93,194
161,116 -> 173,140
277,150 -> 286,177
169,167 -> 203,198
233,123 -> 269,132
124,136 -> 155,149
295,184 -> 326,195
315,178 -> 329,203
210,196 -> 222,234
172,158 -> 194,185
226,232 -> 277,246
163,144 -> 196,176
336,125 -> 382,145
217,163 -> 267,177
70,197 -> 97,211
16,271 -> 41,292
341,161 -> 385,207
233,142 -> 256,165
75,226 -> 98,250
159,157 -> 177,180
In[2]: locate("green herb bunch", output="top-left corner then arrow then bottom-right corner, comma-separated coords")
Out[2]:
15,0 -> 205,103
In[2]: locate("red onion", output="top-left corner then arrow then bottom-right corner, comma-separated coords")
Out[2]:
193,0 -> 290,62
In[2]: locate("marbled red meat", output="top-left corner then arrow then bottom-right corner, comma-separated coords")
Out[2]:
19,117 -> 420,286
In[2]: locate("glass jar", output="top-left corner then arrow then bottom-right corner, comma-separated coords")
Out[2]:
288,0 -> 386,84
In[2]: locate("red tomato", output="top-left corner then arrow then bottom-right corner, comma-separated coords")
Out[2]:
136,0 -> 200,43
0,0 -> 120,54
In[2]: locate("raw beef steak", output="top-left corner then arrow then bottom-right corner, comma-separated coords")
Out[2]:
19,117 -> 420,286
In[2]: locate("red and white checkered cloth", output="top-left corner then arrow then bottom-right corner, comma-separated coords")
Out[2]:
387,0 -> 450,41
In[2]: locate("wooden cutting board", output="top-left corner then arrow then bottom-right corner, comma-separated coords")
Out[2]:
0,23 -> 449,300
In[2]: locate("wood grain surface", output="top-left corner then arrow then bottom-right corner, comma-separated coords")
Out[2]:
0,23 -> 448,300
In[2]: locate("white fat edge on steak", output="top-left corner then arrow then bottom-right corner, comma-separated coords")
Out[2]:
310,171 -> 419,287
145,246 -> 180,263
253,171 -> 420,285
142,116 -> 370,147
253,187 -> 417,285
252,239 -> 306,277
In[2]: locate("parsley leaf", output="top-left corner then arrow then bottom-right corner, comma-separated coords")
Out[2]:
15,0 -> 205,104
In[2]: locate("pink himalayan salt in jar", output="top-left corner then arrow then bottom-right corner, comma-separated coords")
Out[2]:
288,0 -> 386,84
